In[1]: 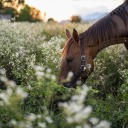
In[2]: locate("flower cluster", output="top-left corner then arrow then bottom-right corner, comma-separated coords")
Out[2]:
0,20 -> 127,128
59,85 -> 111,128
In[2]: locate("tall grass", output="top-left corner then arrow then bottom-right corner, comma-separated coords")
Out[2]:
0,20 -> 128,128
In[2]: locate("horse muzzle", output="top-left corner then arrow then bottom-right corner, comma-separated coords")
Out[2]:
61,75 -> 88,88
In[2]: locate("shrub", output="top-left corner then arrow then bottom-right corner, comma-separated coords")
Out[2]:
17,5 -> 42,22
71,15 -> 81,23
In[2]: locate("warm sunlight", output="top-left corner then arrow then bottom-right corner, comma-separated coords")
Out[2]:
26,0 -> 123,21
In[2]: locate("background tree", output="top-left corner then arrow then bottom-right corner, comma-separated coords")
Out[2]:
17,5 -> 42,22
0,0 -> 24,18
1,0 -> 25,9
0,0 -> 3,10
30,6 -> 42,22
71,15 -> 81,23
3,7 -> 18,17
0,0 -> 42,22
47,18 -> 56,23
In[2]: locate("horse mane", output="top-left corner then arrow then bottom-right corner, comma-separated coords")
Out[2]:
79,1 -> 128,46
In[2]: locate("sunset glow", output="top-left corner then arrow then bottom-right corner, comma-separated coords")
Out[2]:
26,0 -> 123,21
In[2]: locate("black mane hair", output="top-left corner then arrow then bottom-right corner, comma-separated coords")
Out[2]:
79,1 -> 128,46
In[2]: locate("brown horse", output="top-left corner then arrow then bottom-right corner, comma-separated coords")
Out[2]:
59,0 -> 128,88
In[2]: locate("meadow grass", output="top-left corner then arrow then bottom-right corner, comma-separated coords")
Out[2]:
0,20 -> 128,128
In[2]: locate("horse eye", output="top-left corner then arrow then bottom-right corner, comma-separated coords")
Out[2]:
66,57 -> 73,63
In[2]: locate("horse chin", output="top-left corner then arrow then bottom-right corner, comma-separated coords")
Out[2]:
61,74 -> 88,88
62,82 -> 76,88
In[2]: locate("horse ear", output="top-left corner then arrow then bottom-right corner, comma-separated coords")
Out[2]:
72,29 -> 79,43
66,29 -> 71,39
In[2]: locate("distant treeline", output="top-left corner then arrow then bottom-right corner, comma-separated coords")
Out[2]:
0,0 -> 42,22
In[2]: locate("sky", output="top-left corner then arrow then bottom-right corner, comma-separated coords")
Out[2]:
26,0 -> 124,21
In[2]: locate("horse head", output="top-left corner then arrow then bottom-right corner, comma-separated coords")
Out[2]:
59,29 -> 95,88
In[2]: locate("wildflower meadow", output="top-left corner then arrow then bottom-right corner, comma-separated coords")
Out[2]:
0,20 -> 128,128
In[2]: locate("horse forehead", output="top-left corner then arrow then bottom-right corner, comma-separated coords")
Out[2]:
62,39 -> 74,55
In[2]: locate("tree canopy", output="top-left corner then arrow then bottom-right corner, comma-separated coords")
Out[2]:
0,0 -> 43,22
17,5 -> 42,22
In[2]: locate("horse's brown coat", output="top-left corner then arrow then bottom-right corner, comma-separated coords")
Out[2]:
59,1 -> 128,87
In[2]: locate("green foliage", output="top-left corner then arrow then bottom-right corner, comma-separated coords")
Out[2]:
3,7 -> 18,17
1,0 -> 25,8
17,5 -> 42,22
86,46 -> 128,128
47,18 -> 56,23
0,20 -> 128,128
0,0 -> 3,9
17,5 -> 31,21
0,0 -> 42,22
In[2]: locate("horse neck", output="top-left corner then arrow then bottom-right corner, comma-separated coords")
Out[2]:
81,1 -> 128,59
92,20 -> 128,55
84,1 -> 128,53
84,30 -> 128,60
97,3 -> 128,51
84,37 -> 128,62
98,37 -> 128,52
97,21 -> 127,51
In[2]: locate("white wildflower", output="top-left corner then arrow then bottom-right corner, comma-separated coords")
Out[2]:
66,103 -> 84,114
45,73 -> 50,78
0,93 -> 9,105
15,52 -> 19,57
66,72 -> 73,82
90,117 -> 99,125
0,76 -> 8,83
27,113 -> 37,121
37,114 -> 42,119
38,122 -> 46,128
59,102 -> 68,108
27,85 -> 32,90
51,75 -> 56,81
0,69 -> 6,75
0,101 -> 4,106
94,121 -> 111,128
45,116 -> 53,123
10,119 -> 17,126
78,106 -> 92,119
83,125 -> 91,128
35,71 -> 45,77
76,126 -> 82,128
68,72 -> 73,78
9,81 -> 16,88
46,68 -> 52,73
72,95 -> 81,102
66,117 -> 74,123
16,87 -> 28,98
71,106 -> 92,123
6,88 -> 13,96
34,66 -> 44,71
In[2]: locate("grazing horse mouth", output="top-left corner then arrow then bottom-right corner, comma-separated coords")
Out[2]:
62,73 -> 88,88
